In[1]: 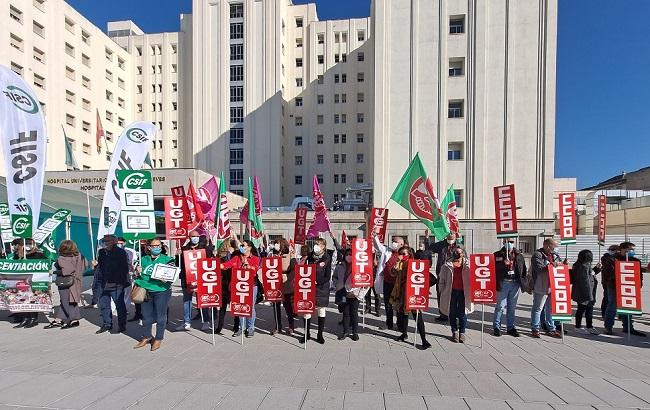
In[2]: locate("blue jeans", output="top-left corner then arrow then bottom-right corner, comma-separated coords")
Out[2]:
493,280 -> 520,330
531,293 -> 554,331
239,286 -> 258,333
604,286 -> 618,329
99,285 -> 127,328
142,289 -> 172,340
449,289 -> 467,333
182,289 -> 209,324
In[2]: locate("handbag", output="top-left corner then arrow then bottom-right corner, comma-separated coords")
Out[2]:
131,285 -> 147,304
54,270 -> 74,289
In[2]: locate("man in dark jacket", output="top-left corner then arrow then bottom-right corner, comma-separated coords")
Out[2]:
492,240 -> 527,337
306,237 -> 332,344
599,245 -> 618,319
424,230 -> 462,322
94,234 -> 129,334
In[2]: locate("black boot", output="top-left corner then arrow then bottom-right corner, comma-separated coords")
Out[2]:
316,317 -> 326,344
299,318 -> 311,343
374,295 -> 381,317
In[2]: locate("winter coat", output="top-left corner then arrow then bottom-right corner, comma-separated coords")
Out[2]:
437,261 -> 474,317
281,255 -> 296,295
530,248 -> 559,295
494,248 -> 527,291
570,262 -> 596,304
308,252 -> 332,307
55,254 -> 86,304
424,238 -> 462,275
389,260 -> 409,312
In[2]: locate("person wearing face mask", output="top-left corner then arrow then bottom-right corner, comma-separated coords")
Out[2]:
571,250 -> 600,334
176,230 -> 214,332
221,239 -> 261,337
93,235 -> 130,334
438,248 -> 473,343
333,248 -> 368,341
388,246 -> 431,348
304,238 -> 332,344
599,245 -> 619,320
492,240 -> 527,337
530,238 -> 562,338
605,242 -> 646,336
133,239 -> 176,351
372,228 -> 406,330
423,230 -> 462,323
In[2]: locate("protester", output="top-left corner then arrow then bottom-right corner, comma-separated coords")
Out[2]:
373,230 -> 405,330
439,247 -> 474,343
493,239 -> 527,337
177,230 -> 214,332
87,239 -> 104,309
133,239 -> 176,351
221,239 -> 261,338
291,243 -> 311,339
12,239 -> 47,329
333,248 -> 367,341
424,230 -> 462,322
389,246 -> 432,349
571,250 -> 600,334
46,240 -> 86,330
214,241 -> 239,335
599,245 -> 618,319
530,238 -> 562,338
306,237 -> 332,344
116,237 -> 141,322
270,238 -> 292,335
94,235 -> 129,334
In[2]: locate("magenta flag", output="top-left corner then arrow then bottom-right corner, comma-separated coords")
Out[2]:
307,175 -> 331,237
198,176 -> 219,218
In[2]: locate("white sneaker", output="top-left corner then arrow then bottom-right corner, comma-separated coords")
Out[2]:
575,327 -> 588,334
175,323 -> 191,331
201,322 -> 211,332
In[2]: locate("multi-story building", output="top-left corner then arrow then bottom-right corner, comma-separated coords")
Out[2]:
1,0 -> 134,171
107,20 -> 181,169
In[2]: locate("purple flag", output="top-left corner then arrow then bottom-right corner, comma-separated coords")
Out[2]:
307,175 -> 331,237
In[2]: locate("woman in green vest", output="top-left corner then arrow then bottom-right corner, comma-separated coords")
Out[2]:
133,239 -> 176,351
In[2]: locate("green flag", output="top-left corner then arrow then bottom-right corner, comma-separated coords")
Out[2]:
214,171 -> 232,249
63,126 -> 79,171
245,177 -> 264,247
390,154 -> 450,239
42,230 -> 57,261
144,153 -> 153,168
439,185 -> 460,240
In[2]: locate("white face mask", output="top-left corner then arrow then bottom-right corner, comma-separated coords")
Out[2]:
313,244 -> 322,254
274,244 -> 280,251
447,239 -> 455,245
24,245 -> 33,252
390,242 -> 399,251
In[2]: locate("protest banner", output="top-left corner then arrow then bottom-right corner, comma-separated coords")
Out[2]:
615,260 -> 642,315
493,185 -> 518,238
351,238 -> 373,288
368,207 -> 388,243
32,209 -> 71,245
548,264 -> 572,322
0,259 -> 52,312
558,193 -> 577,245
597,195 -> 607,246
293,264 -> 316,314
164,196 -> 189,240
230,267 -> 255,318
183,249 -> 206,288
294,207 -> 308,245
261,257 -> 283,302
118,170 -> 156,240
405,259 -> 430,311
196,258 -> 222,308
469,254 -> 497,303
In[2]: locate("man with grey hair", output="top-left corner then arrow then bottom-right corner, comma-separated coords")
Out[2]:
94,234 -> 130,334
530,238 -> 562,338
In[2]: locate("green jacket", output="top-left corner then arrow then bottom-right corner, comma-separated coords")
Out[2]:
135,254 -> 175,292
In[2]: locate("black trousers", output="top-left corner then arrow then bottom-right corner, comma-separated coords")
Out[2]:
383,281 -> 395,328
342,298 -> 360,335
575,301 -> 594,328
283,293 -> 295,330
399,311 -> 427,342
364,286 -> 380,312
272,301 -> 283,331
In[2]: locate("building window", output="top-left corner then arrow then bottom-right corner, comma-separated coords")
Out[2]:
357,72 -> 365,82
448,100 -> 464,118
334,54 -> 340,63
230,65 -> 244,81
118,117 -> 125,127
296,58 -> 303,68
296,38 -> 303,48
172,64 -> 177,73
118,57 -> 125,70
230,22 -> 243,39
357,174 -> 364,183
357,133 -> 364,143
334,154 -> 339,164
334,175 -> 339,184
295,97 -> 303,107
230,169 -> 244,186
341,114 -> 347,123
317,174 -> 324,184
230,107 -> 244,123
65,90 -> 75,104
295,136 -> 303,146
454,189 -> 464,207
137,104 -> 142,113
230,86 -> 244,102
341,134 -> 347,143
230,148 -> 244,165
342,32 -> 347,43
318,33 -> 324,44
358,30 -> 365,41
82,121 -> 90,133
82,143 -> 91,155
317,135 -> 324,144
317,155 -> 323,164
294,175 -> 303,185
317,115 -> 323,124
334,94 -> 340,104
230,3 -> 244,18
295,156 -> 303,166
334,115 -> 340,124
450,16 -> 465,34
82,99 -> 91,111
318,55 -> 324,64
295,17 -> 303,28
449,58 -> 465,77
33,21 -> 45,38
341,174 -> 347,183
342,53 -> 347,63
172,140 -> 178,149
341,154 -> 346,163
65,42 -> 75,57
296,78 -> 303,87
81,30 -> 90,45
105,90 -> 113,102
9,6 -> 23,24
82,76 -> 90,89
357,52 -> 365,62
33,47 -> 45,63
230,128 -> 244,144
317,75 -> 324,85
10,62 -> 23,76
172,83 -> 178,92
105,70 -> 113,82
335,33 -> 340,43
136,46 -> 142,56
341,94 -> 347,103
33,73 -> 45,89
106,111 -> 113,122
105,47 -> 113,61
230,44 -> 244,60
448,142 -> 464,160
295,117 -> 303,126
357,113 -> 364,123
357,154 -> 364,164
81,53 -> 90,67
357,93 -> 365,103
334,134 -> 339,144
10,33 -> 23,52
334,74 -> 339,84
171,120 -> 178,130
65,114 -> 75,127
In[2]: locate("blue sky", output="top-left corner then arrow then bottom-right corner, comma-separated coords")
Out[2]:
66,0 -> 650,189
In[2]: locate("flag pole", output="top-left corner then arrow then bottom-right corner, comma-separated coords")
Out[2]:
304,316 -> 308,350
481,303 -> 485,349
362,297 -> 366,330
211,308 -> 215,347
85,190 -> 96,258
413,310 -> 418,348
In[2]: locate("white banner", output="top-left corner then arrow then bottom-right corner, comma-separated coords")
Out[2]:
0,66 -> 47,226
97,122 -> 156,239
32,209 -> 71,245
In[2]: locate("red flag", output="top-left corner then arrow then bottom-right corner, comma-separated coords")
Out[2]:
187,180 -> 205,225
368,207 -> 389,242
95,109 -> 104,154
341,230 -> 351,249
164,196 -> 189,240
196,258 -> 222,308
597,195 -> 607,245
469,254 -> 497,303
307,175 -> 331,237
405,259 -> 430,310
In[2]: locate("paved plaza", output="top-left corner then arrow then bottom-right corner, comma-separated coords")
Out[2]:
0,281 -> 648,410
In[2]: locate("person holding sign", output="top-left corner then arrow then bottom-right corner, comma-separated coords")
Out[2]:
133,239 -> 177,351
530,239 -> 562,339
177,231 -> 214,332
373,229 -> 406,331
438,248 -> 473,343
492,240 -> 527,337
221,240 -> 261,337
332,248 -> 368,341
306,238 -> 332,344
570,250 -> 600,334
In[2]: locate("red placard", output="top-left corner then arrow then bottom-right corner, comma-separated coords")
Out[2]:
351,238 -> 373,287
230,267 -> 256,317
598,195 -> 607,245
196,258 -> 221,308
368,207 -> 389,242
469,254 -> 497,303
493,185 -> 518,238
171,186 -> 192,227
615,260 -> 642,315
183,249 -> 206,288
261,257 -> 283,302
164,196 -> 189,240
293,264 -> 316,314
558,193 -> 576,244
294,207 -> 308,245
548,264 -> 571,321
405,259 -> 430,310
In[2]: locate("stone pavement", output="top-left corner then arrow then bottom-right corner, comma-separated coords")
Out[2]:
0,281 -> 649,410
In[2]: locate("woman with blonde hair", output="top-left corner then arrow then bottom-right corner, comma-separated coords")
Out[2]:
46,240 -> 86,329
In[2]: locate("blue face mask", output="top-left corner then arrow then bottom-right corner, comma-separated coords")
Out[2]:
607,250 -> 616,256
505,243 -> 514,251
190,237 -> 200,245
150,247 -> 162,256
628,250 -> 636,258
239,246 -> 247,254
116,244 -> 124,249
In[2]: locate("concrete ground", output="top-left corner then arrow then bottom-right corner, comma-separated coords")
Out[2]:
0,280 -> 648,410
